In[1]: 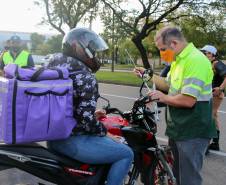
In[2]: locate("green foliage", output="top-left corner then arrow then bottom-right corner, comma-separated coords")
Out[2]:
30,33 -> 46,54
101,0 -> 225,67
36,44 -> 50,55
36,0 -> 99,35
33,34 -> 63,55
173,12 -> 226,58
45,35 -> 63,53
118,39 -> 139,64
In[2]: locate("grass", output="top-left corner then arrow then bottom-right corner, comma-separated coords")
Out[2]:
102,64 -> 141,69
95,71 -> 144,86
102,64 -> 164,70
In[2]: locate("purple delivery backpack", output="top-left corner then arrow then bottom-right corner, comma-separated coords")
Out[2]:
0,64 -> 77,144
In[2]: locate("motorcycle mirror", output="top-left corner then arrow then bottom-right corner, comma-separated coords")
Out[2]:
141,68 -> 153,82
99,96 -> 110,109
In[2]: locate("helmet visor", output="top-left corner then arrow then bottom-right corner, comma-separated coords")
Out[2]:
80,32 -> 109,52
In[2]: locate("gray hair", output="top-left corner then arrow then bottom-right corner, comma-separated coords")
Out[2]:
155,26 -> 186,45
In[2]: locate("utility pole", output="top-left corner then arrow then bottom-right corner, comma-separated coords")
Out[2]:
89,10 -> 94,30
111,11 -> 115,72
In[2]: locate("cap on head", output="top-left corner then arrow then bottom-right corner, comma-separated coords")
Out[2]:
200,45 -> 217,55
10,35 -> 21,42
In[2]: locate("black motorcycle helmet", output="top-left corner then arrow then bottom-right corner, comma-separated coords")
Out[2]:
62,27 -> 108,73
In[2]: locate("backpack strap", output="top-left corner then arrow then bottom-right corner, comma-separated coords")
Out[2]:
30,67 -> 64,81
30,67 -> 45,81
52,67 -> 64,79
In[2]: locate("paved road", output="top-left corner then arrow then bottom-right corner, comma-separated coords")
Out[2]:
0,83 -> 225,185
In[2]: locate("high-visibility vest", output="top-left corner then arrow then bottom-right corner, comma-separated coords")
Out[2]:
2,50 -> 29,67
167,43 -> 213,100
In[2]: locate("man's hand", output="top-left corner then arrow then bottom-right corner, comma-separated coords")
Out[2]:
148,90 -> 167,103
133,67 -> 145,78
213,87 -> 224,97
95,109 -> 106,120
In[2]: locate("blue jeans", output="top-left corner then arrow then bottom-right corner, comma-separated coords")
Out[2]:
169,138 -> 210,185
47,135 -> 134,185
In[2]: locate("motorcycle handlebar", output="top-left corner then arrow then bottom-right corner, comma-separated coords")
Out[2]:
103,96 -> 159,118
134,95 -> 157,106
104,107 -> 124,117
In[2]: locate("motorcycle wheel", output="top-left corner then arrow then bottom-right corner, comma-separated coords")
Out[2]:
143,159 -> 173,185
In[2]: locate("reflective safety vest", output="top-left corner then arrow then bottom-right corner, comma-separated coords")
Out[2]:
2,50 -> 29,67
165,43 -> 216,140
167,43 -> 213,101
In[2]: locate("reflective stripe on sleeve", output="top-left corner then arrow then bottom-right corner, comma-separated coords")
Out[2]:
181,86 -> 212,101
183,78 -> 205,88
181,87 -> 200,98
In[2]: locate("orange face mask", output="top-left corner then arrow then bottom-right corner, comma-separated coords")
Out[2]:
160,49 -> 175,63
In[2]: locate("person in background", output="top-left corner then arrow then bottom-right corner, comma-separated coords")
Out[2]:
47,27 -> 134,185
134,26 -> 216,185
201,45 -> 226,151
0,35 -> 34,70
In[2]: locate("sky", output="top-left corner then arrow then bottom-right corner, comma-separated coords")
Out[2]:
0,0 -> 102,35
0,0 -> 56,34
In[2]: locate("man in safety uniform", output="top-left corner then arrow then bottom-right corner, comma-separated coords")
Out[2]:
0,35 -> 34,70
134,26 -> 216,185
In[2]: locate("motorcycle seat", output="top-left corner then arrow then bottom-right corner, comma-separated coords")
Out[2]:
0,142 -> 80,167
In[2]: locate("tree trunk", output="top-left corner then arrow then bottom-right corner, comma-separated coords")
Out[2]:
132,37 -> 150,69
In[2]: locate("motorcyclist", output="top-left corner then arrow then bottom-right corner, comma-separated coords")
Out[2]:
47,27 -> 134,185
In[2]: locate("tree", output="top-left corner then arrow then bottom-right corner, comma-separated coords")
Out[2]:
36,35 -> 63,55
46,35 -> 64,53
101,0 -> 225,68
35,0 -> 99,35
30,33 -> 46,54
100,2 -> 133,67
173,10 -> 226,58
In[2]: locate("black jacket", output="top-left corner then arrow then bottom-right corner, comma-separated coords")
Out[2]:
47,53 -> 106,136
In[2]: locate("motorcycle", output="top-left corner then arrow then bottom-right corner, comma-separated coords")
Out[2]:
0,82 -> 176,185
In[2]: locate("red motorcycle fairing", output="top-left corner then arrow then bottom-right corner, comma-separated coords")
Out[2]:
99,116 -> 129,136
